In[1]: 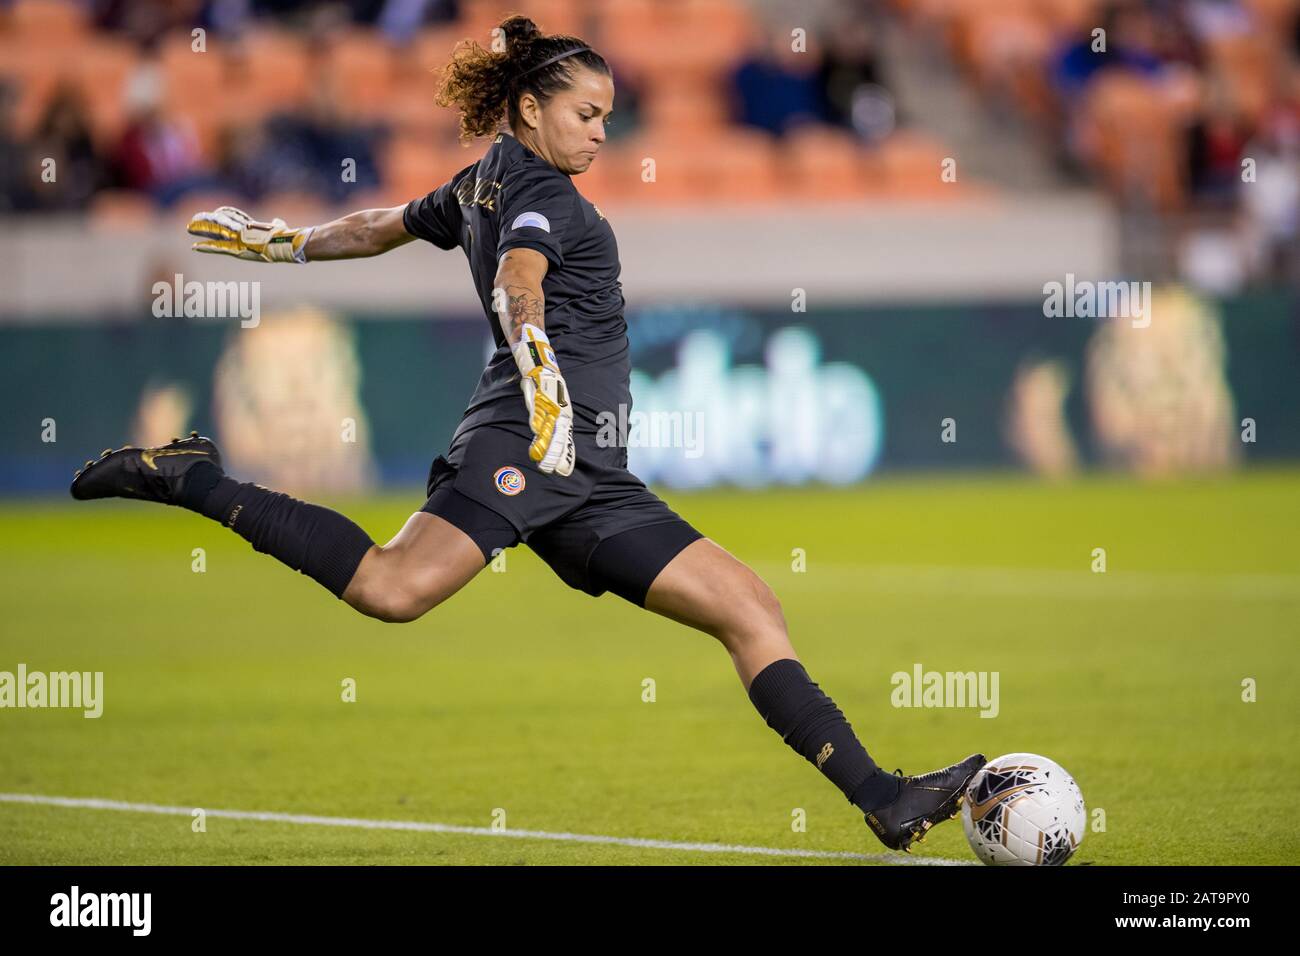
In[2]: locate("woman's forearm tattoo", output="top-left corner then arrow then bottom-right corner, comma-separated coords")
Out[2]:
497,283 -> 544,343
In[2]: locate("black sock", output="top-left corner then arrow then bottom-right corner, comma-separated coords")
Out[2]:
178,462 -> 374,598
747,658 -> 902,813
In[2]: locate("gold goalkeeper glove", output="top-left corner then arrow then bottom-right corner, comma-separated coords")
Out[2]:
511,324 -> 576,477
187,206 -> 314,263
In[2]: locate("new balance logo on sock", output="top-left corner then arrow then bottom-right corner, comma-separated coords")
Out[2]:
816,742 -> 834,768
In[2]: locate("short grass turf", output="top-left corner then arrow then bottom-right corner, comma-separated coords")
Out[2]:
2,469 -> 1298,865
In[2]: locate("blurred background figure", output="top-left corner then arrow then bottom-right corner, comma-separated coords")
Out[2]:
111,61 -> 215,206
30,81 -> 110,209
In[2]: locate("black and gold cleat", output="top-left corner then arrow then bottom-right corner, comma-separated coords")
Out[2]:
862,753 -> 986,852
70,431 -> 222,504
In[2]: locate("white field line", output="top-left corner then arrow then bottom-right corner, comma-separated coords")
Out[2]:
754,563 -> 1300,600
0,792 -> 974,866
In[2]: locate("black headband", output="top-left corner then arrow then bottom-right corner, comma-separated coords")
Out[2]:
514,46 -> 591,80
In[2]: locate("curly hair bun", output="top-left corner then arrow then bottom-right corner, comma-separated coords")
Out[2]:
434,14 -> 605,144
500,15 -> 542,56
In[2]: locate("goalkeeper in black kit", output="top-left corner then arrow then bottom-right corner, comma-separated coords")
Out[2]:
70,15 -> 984,854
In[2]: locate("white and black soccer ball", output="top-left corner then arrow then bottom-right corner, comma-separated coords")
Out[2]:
961,753 -> 1085,866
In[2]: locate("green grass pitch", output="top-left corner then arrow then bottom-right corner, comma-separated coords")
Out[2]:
2,470 -> 1298,865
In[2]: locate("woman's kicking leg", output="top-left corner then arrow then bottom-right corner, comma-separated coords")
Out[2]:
186,458 -> 486,622
642,536 -> 984,851
643,537 -> 899,803
342,512 -> 485,623
70,433 -> 485,623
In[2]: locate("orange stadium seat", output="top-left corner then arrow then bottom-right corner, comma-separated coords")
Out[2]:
496,0 -> 586,38
456,1 -> 513,47
0,39 -> 58,137
962,10 -> 1056,121
640,74 -> 730,135
1204,33 -> 1282,127
407,23 -> 465,76
609,128 -> 781,203
236,30 -> 311,109
383,83 -> 461,141
437,139 -> 482,178
601,0 -> 753,79
1080,72 -> 1190,212
9,0 -> 88,39
876,130 -> 960,198
599,0 -> 673,75
569,149 -> 618,205
157,32 -> 311,162
704,130 -> 783,201
590,132 -> 693,202
382,135 -> 473,202
327,30 -> 398,117
69,38 -> 138,146
0,23 -> 137,143
1040,0 -> 1103,33
573,138 -> 678,206
654,29 -> 748,84
158,33 -> 225,103
780,124 -> 878,200
1242,0 -> 1300,33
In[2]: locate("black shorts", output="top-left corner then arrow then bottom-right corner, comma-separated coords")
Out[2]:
420,424 -> 703,607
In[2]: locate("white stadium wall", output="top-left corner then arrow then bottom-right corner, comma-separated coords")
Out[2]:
1,196 -> 1117,320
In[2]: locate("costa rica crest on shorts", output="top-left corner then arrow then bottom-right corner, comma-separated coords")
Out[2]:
493,465 -> 525,496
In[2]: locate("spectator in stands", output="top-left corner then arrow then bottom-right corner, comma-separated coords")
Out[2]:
1051,1 -> 1168,102
0,81 -> 38,213
731,30 -> 830,136
1146,0 -> 1204,70
212,121 -> 273,203
94,0 -> 204,48
1241,65 -> 1300,279
815,13 -> 894,143
1187,75 -> 1252,202
111,62 -> 218,206
816,14 -> 886,128
375,0 -> 460,43
30,83 -> 110,211
246,0 -> 320,20
252,45 -> 385,203
196,0 -> 257,38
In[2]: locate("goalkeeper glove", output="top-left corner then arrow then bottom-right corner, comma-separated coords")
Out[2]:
187,206 -> 314,263
512,324 -> 576,477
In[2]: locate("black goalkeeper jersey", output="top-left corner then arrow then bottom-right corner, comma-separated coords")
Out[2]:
403,131 -> 630,450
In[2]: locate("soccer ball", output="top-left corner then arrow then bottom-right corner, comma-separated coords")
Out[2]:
961,752 -> 1085,866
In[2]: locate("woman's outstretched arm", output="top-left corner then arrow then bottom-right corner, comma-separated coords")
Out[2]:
303,205 -> 416,260
188,205 -> 416,263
